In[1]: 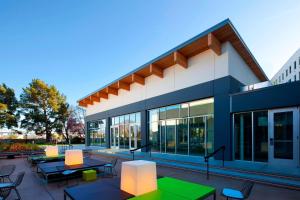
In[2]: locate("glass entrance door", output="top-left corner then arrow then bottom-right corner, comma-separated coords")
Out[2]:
269,108 -> 299,166
129,124 -> 137,149
110,126 -> 119,149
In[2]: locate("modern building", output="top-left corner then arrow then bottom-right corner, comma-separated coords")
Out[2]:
78,19 -> 300,168
271,48 -> 300,85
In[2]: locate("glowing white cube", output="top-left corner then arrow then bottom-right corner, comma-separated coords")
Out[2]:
45,146 -> 58,157
121,160 -> 157,196
65,150 -> 83,166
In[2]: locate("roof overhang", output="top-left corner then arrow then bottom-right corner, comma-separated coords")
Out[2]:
78,19 -> 268,107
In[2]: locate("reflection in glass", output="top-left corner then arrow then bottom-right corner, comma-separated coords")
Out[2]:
88,120 -> 106,147
234,113 -> 252,161
176,119 -> 188,154
110,112 -> 141,149
148,97 -> 214,156
166,105 -> 180,119
189,117 -> 205,155
189,98 -> 214,117
166,120 -> 176,153
274,112 -> 293,159
150,122 -> 160,152
253,111 -> 268,162
160,121 -> 166,153
206,116 -> 214,154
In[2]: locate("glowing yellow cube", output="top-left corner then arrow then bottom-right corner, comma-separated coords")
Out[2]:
121,160 -> 157,196
45,146 -> 58,157
65,150 -> 83,166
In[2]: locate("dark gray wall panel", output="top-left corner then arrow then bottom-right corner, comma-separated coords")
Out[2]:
232,81 -> 300,113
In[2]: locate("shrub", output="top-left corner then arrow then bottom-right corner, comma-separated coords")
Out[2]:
0,143 -> 42,152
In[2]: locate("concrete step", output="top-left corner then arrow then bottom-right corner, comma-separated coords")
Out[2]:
93,150 -> 300,190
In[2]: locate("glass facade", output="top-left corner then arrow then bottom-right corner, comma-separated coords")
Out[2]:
234,111 -> 268,162
87,119 -> 106,146
148,98 -> 214,156
110,112 -> 141,149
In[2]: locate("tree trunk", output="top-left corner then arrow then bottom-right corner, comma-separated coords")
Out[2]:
46,130 -> 52,142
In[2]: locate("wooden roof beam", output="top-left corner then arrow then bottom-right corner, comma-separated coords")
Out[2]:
105,87 -> 118,95
83,98 -> 93,105
174,51 -> 188,68
79,101 -> 87,107
208,33 -> 221,56
131,73 -> 145,85
91,95 -> 100,103
150,64 -> 163,78
98,92 -> 108,99
118,81 -> 130,91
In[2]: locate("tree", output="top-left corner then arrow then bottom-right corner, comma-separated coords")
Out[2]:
71,106 -> 85,138
20,79 -> 66,142
56,105 -> 85,143
0,84 -> 19,128
55,102 -> 72,143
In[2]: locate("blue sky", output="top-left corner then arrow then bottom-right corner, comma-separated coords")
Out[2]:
1,0 -> 300,105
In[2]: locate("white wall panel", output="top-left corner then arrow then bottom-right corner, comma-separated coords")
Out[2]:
86,42 -> 260,116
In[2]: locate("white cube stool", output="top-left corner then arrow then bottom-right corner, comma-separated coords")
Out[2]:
121,160 -> 157,196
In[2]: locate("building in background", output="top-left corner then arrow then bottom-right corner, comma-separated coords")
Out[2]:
78,19 -> 300,169
271,48 -> 300,85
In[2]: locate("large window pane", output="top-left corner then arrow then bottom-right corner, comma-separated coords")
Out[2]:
88,120 -> 106,147
159,108 -> 166,120
206,116 -> 214,154
149,109 -> 159,123
176,119 -> 188,155
253,111 -> 268,162
189,117 -> 205,155
160,121 -> 166,153
136,113 -> 141,124
179,103 -> 189,118
234,113 -> 252,161
150,122 -> 160,152
166,105 -> 180,119
189,98 -> 214,117
166,120 -> 176,154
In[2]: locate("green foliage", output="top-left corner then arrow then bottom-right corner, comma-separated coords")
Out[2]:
20,79 -> 68,142
0,143 -> 41,152
0,84 -> 19,128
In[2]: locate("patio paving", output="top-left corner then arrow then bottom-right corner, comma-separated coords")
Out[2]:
0,154 -> 299,200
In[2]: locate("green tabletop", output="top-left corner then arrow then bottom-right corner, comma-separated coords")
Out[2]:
128,177 -> 216,200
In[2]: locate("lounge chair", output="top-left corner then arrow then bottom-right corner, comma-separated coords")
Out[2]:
103,158 -> 118,177
0,165 -> 16,182
221,181 -> 254,200
0,172 -> 25,200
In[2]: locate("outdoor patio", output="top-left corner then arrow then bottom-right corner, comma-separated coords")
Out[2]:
0,154 -> 299,200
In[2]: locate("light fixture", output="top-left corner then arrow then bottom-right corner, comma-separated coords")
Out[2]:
121,160 -> 157,196
65,149 -> 83,166
45,146 -> 58,157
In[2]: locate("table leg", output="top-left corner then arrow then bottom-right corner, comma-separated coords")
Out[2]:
213,192 -> 216,200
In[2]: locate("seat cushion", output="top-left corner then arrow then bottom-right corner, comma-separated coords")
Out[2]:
62,170 -> 77,175
222,188 -> 244,199
104,164 -> 112,167
0,183 -> 13,188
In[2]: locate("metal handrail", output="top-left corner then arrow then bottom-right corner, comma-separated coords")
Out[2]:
130,143 -> 152,160
204,145 -> 225,180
